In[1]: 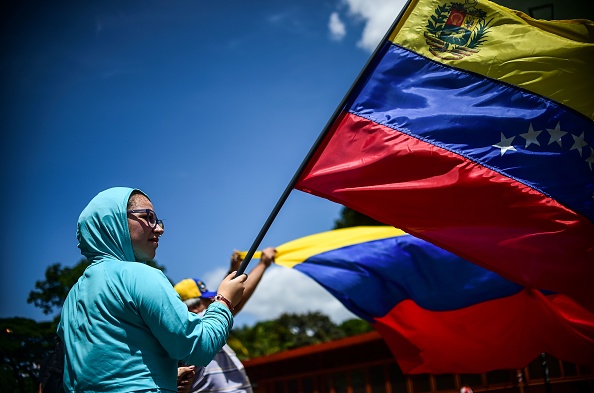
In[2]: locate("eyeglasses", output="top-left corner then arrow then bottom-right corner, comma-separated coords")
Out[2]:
127,209 -> 164,230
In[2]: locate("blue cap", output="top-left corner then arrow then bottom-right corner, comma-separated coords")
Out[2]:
174,278 -> 217,301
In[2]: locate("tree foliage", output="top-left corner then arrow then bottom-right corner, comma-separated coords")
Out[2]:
228,312 -> 373,360
338,318 -> 374,336
333,206 -> 385,229
27,259 -> 168,317
0,317 -> 57,393
27,260 -> 91,315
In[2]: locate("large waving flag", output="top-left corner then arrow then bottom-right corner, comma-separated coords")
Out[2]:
252,226 -> 594,374
295,0 -> 594,311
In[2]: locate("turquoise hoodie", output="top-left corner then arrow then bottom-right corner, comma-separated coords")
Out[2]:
57,187 -> 233,392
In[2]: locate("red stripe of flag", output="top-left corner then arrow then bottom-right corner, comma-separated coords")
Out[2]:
297,112 -> 594,311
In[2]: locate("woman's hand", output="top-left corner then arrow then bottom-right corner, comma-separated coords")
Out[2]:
216,272 -> 247,308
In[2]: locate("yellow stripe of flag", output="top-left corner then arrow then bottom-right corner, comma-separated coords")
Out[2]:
390,0 -> 594,120
239,226 -> 405,268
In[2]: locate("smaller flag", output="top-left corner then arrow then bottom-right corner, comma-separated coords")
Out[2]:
249,226 -> 594,374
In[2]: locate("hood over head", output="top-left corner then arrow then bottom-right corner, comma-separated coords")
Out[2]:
77,187 -> 148,263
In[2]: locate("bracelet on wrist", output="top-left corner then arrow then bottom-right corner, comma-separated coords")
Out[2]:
214,294 -> 234,312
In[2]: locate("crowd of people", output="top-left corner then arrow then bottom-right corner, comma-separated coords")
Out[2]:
44,187 -> 275,393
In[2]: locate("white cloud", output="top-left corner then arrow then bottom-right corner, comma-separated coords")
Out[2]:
328,12 -> 346,41
267,10 -> 293,25
202,267 -> 229,291
335,0 -> 408,52
233,265 -> 358,327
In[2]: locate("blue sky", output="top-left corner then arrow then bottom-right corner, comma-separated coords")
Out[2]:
0,0 -> 407,327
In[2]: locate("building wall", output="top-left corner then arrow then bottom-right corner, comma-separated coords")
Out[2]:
243,332 -> 594,393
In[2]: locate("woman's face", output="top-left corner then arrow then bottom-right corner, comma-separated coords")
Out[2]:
127,194 -> 164,261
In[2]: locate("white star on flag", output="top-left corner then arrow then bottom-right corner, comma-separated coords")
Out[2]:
493,132 -> 516,156
520,123 -> 542,148
570,132 -> 589,157
547,122 -> 567,147
586,147 -> 594,171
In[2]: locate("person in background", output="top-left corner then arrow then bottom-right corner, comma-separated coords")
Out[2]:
58,187 -> 247,392
175,247 -> 276,393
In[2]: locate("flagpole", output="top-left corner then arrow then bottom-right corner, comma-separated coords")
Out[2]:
235,0 -> 414,276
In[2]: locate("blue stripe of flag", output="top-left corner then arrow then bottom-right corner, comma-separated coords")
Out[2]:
293,235 -> 524,321
349,43 -> 594,222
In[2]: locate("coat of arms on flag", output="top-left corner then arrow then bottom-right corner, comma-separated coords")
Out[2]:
424,1 -> 491,59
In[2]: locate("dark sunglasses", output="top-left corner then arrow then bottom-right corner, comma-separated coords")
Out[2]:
127,209 -> 164,229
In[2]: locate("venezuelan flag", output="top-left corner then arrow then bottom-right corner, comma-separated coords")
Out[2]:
255,227 -> 594,374
296,0 -> 594,312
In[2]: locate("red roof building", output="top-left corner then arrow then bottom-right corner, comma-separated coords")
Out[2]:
243,331 -> 593,393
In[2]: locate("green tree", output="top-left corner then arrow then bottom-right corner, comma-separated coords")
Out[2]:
333,206 -> 385,229
230,312 -> 345,359
27,260 -> 91,315
228,312 -> 374,360
28,259 -> 168,317
276,312 -> 346,349
0,318 -> 56,393
339,318 -> 374,336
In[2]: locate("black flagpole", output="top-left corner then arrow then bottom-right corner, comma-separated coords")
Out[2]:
235,0 -> 414,277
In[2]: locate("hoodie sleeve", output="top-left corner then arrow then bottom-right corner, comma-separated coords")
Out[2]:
126,264 -> 233,366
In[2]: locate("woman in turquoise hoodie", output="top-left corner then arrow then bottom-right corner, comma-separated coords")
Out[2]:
57,187 -> 246,392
